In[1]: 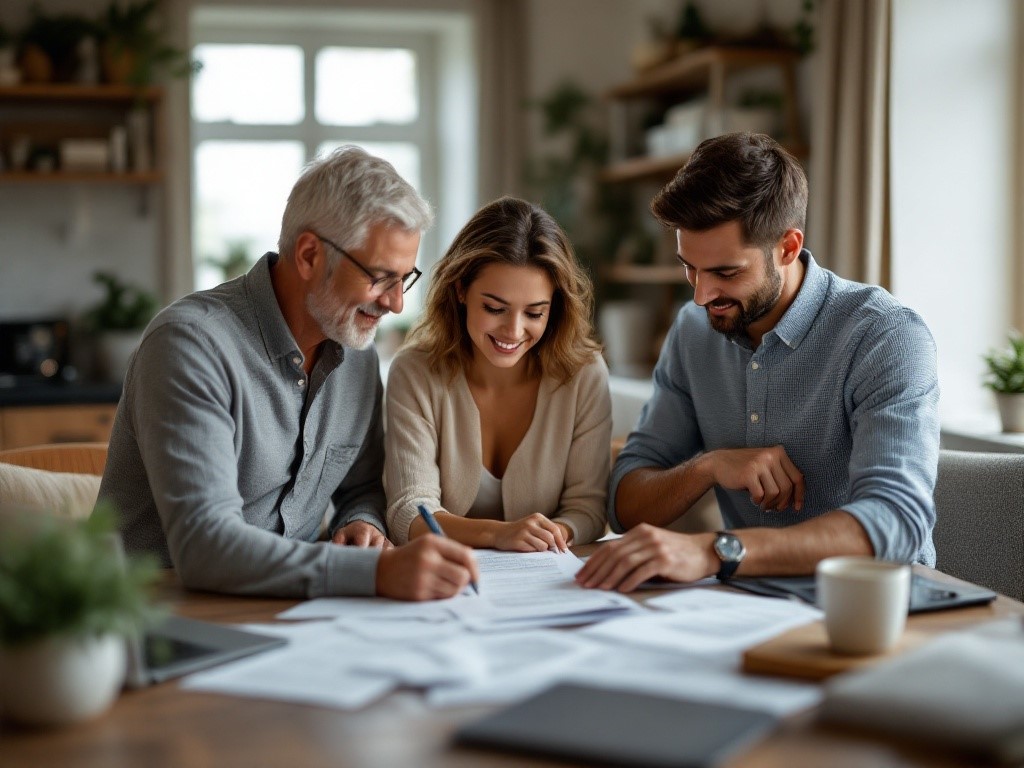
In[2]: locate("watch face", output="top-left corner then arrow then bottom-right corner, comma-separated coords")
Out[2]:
715,533 -> 744,561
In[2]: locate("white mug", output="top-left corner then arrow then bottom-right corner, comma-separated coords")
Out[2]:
816,556 -> 911,655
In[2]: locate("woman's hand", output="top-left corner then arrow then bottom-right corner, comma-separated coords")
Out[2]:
492,513 -> 569,552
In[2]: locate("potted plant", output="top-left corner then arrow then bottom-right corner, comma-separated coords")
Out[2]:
982,330 -> 1024,433
0,505 -> 159,726
85,271 -> 158,383
98,0 -> 200,86
203,241 -> 253,282
18,5 -> 99,83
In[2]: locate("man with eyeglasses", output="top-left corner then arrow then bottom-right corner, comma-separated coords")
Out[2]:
102,146 -> 479,600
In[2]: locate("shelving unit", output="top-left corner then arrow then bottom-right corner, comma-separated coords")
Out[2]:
596,45 -> 809,374
0,84 -> 165,185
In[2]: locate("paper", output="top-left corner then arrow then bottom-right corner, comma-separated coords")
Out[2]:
583,588 -> 821,657
449,550 -> 645,628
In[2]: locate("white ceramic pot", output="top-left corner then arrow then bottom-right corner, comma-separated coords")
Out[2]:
600,301 -> 656,378
995,392 -> 1024,433
96,329 -> 143,383
0,633 -> 126,726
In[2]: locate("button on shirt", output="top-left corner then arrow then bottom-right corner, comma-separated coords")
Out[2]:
102,253 -> 387,597
610,251 -> 940,565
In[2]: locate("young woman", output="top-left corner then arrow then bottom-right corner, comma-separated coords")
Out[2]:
384,197 -> 611,551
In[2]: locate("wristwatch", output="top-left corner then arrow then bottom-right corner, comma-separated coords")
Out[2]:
713,531 -> 746,581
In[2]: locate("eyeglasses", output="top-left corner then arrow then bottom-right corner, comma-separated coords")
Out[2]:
314,232 -> 422,295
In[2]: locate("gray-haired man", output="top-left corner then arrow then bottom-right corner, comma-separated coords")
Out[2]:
102,147 -> 478,600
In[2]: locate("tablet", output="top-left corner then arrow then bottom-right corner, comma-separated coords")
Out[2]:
728,573 -> 997,614
124,615 -> 287,688
455,683 -> 777,768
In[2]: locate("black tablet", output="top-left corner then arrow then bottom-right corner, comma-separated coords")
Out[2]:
455,683 -> 777,768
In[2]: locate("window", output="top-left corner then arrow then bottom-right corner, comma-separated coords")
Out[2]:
189,9 -> 461,325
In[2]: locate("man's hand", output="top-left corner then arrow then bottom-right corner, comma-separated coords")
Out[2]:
575,524 -> 716,592
709,446 -> 805,512
376,535 -> 480,601
492,514 -> 570,553
331,520 -> 393,550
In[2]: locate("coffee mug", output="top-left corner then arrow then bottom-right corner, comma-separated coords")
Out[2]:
816,556 -> 911,655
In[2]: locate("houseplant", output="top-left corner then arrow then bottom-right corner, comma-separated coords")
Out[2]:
18,5 -> 99,83
983,330 -> 1024,433
98,0 -> 199,86
0,505 -> 159,725
84,271 -> 158,383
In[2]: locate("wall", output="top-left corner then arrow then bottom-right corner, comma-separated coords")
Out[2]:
890,0 -> 1018,424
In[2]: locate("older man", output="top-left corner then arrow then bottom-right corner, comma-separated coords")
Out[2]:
102,146 -> 477,599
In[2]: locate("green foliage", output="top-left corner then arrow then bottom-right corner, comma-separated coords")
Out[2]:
203,241 -> 253,281
20,3 -> 99,80
675,1 -> 710,42
983,331 -> 1024,394
100,0 -> 201,86
793,0 -> 817,55
524,82 -> 635,263
85,271 -> 158,332
0,504 -> 161,648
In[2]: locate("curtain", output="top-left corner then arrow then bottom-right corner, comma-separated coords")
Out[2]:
475,0 -> 527,200
807,0 -> 892,288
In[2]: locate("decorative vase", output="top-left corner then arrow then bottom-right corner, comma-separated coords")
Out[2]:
600,300 -> 656,379
0,633 -> 126,726
97,329 -> 144,383
995,392 -> 1024,433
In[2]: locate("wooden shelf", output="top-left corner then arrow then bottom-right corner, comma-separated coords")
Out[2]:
0,170 -> 164,184
0,84 -> 162,103
605,45 -> 800,100
601,141 -> 810,184
602,264 -> 689,284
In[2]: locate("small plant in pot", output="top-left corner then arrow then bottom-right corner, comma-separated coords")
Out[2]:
0,505 -> 159,726
85,271 -> 158,383
982,330 -> 1024,433
99,0 -> 200,86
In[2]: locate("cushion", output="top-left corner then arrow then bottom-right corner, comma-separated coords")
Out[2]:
0,462 -> 101,520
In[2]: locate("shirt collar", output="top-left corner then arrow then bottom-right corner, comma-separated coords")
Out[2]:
768,249 -> 827,350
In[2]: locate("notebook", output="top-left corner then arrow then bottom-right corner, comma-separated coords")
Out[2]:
124,615 -> 286,688
727,573 -> 997,613
454,683 -> 777,768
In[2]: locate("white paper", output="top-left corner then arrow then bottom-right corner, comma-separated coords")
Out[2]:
584,588 -> 822,656
427,630 -> 604,707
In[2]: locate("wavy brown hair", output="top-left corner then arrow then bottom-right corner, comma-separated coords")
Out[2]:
405,197 -> 601,384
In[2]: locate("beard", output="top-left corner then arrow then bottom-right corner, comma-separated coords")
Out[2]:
306,278 -> 385,350
706,256 -> 783,341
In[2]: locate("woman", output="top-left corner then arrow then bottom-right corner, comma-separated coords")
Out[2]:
384,196 -> 611,551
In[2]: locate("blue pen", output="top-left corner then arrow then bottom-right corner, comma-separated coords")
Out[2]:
418,504 -> 479,595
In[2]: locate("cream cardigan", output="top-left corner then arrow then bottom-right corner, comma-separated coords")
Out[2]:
384,347 -> 612,545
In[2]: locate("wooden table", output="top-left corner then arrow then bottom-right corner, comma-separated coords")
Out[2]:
2,567 -> 1021,768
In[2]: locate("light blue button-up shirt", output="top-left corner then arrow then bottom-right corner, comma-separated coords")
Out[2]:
610,251 -> 940,565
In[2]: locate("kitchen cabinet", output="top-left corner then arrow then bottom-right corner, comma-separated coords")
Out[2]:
0,404 -> 117,450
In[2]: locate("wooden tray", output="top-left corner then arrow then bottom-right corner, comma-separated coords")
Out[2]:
741,621 -> 929,681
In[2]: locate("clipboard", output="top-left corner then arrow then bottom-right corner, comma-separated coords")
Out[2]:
455,683 -> 777,768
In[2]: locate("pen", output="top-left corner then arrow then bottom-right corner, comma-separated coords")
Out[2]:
417,504 -> 479,595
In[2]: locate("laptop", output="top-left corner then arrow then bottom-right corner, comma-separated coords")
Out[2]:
727,573 -> 997,614
455,683 -> 777,768
124,615 -> 287,688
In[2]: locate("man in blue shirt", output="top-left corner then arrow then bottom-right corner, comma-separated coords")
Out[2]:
578,133 -> 939,592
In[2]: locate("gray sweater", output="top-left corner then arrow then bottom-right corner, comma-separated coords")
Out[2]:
102,253 -> 386,597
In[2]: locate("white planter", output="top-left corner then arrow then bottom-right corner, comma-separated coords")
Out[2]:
995,392 -> 1024,433
0,633 -> 126,726
600,301 -> 656,378
97,329 -> 143,383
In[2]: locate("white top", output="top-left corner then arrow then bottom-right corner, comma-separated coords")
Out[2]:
467,466 -> 504,520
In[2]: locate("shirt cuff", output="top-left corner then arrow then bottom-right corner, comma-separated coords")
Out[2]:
321,546 -> 380,596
